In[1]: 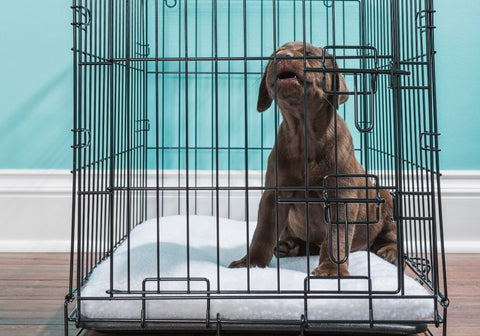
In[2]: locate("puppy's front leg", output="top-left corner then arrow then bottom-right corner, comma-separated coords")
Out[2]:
313,203 -> 355,276
229,190 -> 281,268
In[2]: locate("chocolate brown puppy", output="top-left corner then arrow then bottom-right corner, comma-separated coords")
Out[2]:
229,42 -> 397,276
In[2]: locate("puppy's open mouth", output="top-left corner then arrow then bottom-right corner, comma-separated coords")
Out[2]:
277,71 -> 303,85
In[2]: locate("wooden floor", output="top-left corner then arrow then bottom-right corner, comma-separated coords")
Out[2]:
0,253 -> 478,336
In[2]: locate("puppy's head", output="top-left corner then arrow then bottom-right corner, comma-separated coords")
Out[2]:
257,42 -> 349,115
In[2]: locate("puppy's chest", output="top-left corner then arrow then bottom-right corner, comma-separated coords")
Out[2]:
287,199 -> 326,242
278,160 -> 328,240
278,159 -> 329,187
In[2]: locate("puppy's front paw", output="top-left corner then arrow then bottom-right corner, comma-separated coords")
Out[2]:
228,256 -> 267,268
312,263 -> 350,277
228,256 -> 248,268
376,243 -> 398,265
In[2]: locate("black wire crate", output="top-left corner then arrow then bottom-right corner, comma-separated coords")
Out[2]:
66,0 -> 448,335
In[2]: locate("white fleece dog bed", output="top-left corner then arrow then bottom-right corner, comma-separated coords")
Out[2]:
81,215 -> 433,322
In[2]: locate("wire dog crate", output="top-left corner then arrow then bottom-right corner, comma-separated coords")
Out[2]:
66,0 -> 448,335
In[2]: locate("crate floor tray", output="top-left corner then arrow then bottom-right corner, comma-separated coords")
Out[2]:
79,215 -> 434,331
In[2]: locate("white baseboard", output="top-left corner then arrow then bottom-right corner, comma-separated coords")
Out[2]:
437,171 -> 480,253
0,170 -> 73,253
0,169 -> 479,253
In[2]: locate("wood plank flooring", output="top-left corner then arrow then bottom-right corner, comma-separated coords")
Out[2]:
0,253 -> 478,336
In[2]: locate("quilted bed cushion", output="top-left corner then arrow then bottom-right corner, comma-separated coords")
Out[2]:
81,215 -> 433,321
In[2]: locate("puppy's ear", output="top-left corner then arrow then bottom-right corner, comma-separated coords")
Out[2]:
257,71 -> 272,112
334,72 -> 349,105
326,54 -> 349,106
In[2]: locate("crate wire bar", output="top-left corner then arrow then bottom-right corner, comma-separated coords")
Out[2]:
66,0 -> 448,335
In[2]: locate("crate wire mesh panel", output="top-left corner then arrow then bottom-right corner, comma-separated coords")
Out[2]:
66,0 -> 448,335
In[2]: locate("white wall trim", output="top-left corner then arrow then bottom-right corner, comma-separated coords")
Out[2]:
0,169 -> 72,195
439,170 -> 480,197
0,169 -> 479,253
0,170 -> 72,252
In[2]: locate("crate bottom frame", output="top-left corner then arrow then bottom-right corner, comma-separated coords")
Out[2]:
75,320 -> 429,335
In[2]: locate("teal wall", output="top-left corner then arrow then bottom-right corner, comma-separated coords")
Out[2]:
0,0 -> 478,170
435,0 -> 480,170
0,1 -> 72,169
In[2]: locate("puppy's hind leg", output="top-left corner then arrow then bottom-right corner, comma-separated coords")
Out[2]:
371,190 -> 399,265
275,225 -> 303,258
372,228 -> 398,265
275,236 -> 303,258
275,226 -> 320,258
